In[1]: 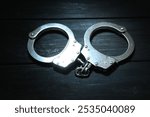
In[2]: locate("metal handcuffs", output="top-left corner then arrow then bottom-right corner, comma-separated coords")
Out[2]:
27,22 -> 135,77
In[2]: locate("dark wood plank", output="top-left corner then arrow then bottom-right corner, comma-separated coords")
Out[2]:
0,0 -> 149,101
1,62 -> 150,99
0,19 -> 150,64
0,0 -> 150,19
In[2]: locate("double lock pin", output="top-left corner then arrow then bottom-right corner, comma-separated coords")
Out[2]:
27,22 -> 135,77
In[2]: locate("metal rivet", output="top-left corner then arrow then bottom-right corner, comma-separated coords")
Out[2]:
121,27 -> 124,30
74,40 -> 76,43
110,60 -> 114,64
104,61 -> 107,64
85,45 -> 88,48
31,33 -> 34,36
95,62 -> 98,66
87,57 -> 90,60
77,51 -> 80,54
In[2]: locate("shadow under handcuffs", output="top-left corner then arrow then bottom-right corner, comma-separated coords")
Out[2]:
28,50 -> 135,78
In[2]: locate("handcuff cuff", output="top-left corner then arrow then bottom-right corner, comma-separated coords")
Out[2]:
27,22 -> 135,77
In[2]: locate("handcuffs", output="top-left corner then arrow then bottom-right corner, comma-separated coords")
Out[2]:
27,22 -> 135,77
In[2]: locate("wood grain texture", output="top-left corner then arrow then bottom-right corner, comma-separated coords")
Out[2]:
0,19 -> 150,64
1,62 -> 150,99
0,0 -> 149,19
0,0 -> 150,100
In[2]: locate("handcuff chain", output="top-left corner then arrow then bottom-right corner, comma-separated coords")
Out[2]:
75,58 -> 92,77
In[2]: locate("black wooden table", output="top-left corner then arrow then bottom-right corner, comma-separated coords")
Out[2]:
0,0 -> 150,99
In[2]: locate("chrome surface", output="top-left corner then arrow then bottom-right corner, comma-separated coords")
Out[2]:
27,22 -> 135,77
81,22 -> 135,69
27,23 -> 82,68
